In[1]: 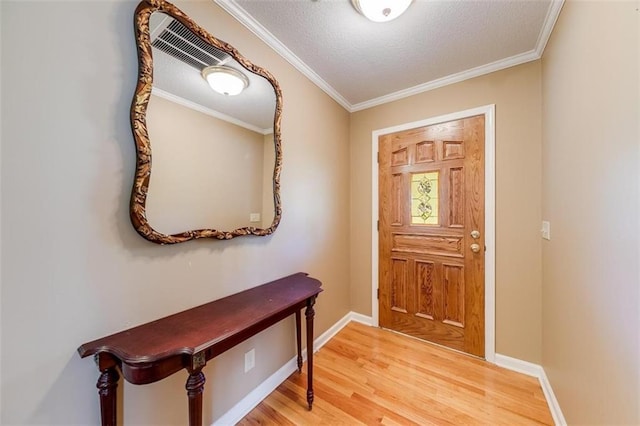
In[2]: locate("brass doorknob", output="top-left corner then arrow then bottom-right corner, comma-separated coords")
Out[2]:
470,243 -> 481,253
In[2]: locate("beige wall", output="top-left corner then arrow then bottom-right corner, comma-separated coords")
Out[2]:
350,61 -> 543,363
0,1 -> 350,424
146,94 -> 267,233
3,0 -> 638,424
541,1 -> 640,424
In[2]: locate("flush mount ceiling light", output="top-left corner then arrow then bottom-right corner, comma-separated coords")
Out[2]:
351,0 -> 413,23
201,65 -> 249,96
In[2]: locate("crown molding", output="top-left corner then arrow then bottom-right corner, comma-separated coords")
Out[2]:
214,0 -> 352,111
352,0 -> 564,111
215,0 -> 564,113
535,0 -> 565,57
151,87 -> 272,135
350,49 -> 540,111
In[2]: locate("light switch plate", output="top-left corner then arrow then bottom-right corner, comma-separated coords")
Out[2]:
541,221 -> 551,240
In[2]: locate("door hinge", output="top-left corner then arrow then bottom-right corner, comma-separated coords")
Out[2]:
377,220 -> 379,231
377,288 -> 380,299
377,152 -> 380,163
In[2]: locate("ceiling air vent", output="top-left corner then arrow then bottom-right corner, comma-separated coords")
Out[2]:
151,18 -> 231,70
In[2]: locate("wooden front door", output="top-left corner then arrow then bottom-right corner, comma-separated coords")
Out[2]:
378,115 -> 485,357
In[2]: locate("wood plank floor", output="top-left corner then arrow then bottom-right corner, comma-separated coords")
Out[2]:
238,322 -> 553,425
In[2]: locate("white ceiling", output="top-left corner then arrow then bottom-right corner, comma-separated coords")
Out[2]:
216,0 -> 564,112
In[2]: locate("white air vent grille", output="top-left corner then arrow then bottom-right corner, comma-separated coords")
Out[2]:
152,19 -> 230,70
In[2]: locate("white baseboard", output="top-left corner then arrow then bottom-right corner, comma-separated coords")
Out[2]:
212,357 -> 298,426
213,313 -> 566,426
495,354 -> 566,426
539,367 -> 567,426
348,311 -> 374,326
311,311 -> 358,352
495,353 -> 545,377
212,311 -> 370,426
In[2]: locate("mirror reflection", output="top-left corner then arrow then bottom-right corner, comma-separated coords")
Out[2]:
132,9 -> 280,242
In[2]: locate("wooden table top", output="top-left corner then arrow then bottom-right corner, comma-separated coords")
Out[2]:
78,273 -> 322,365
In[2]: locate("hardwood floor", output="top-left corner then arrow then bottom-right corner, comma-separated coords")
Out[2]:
238,322 -> 553,425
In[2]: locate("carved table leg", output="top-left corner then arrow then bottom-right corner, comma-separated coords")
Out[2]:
186,370 -> 206,426
295,310 -> 303,373
97,367 -> 119,426
305,296 -> 316,410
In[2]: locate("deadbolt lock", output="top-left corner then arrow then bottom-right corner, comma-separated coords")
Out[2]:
470,230 -> 480,239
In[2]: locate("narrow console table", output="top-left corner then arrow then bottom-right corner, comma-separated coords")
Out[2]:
78,273 -> 322,426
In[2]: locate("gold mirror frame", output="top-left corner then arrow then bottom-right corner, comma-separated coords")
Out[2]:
130,0 -> 283,244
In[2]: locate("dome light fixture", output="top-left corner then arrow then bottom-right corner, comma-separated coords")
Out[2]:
351,0 -> 413,23
201,65 -> 249,96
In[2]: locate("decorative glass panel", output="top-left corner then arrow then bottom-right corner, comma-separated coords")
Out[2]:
411,172 -> 439,225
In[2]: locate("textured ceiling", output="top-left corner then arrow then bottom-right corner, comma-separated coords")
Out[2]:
218,0 -> 564,111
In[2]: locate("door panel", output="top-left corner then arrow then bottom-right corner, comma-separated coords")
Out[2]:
379,116 -> 485,357
442,263 -> 465,327
391,258 -> 408,313
449,167 -> 465,227
415,260 -> 435,320
392,233 -> 464,257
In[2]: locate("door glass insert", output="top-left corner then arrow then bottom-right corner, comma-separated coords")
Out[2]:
411,171 -> 439,225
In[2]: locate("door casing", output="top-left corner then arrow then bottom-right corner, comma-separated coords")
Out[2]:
371,104 -> 496,362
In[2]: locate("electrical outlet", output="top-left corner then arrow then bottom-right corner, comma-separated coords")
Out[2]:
244,349 -> 255,373
541,221 -> 551,240
249,213 -> 261,223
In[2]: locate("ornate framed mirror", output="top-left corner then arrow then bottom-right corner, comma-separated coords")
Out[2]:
130,0 -> 282,244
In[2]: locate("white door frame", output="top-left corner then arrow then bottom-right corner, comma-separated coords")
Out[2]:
371,104 -> 496,363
